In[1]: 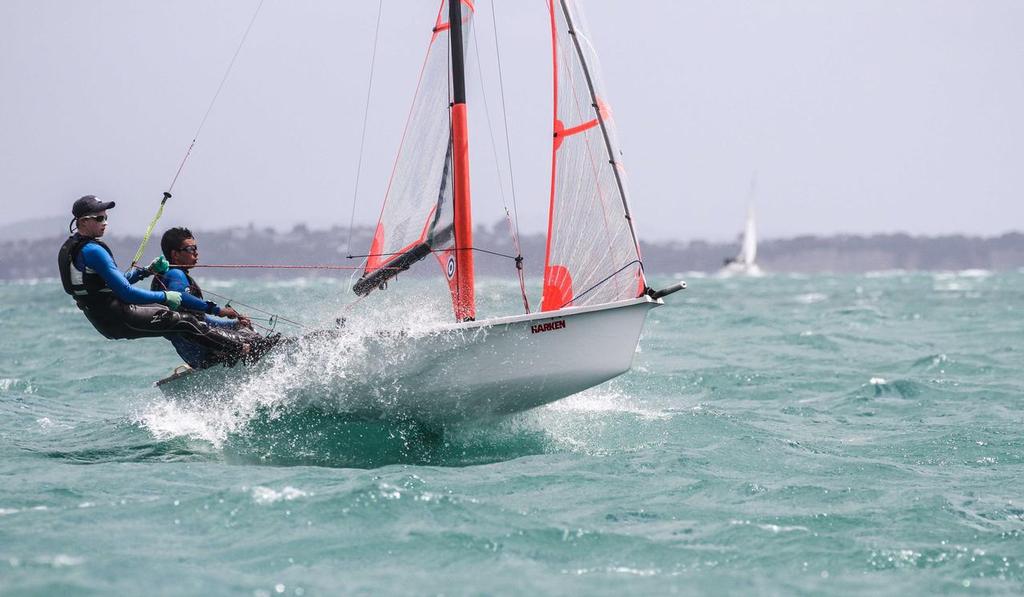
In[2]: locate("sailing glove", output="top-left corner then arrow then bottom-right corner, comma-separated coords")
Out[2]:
163,291 -> 182,311
149,256 -> 170,275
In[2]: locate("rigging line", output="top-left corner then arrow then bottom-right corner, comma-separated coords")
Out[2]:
346,0 -> 385,258
471,246 -> 517,260
131,0 -> 266,269
557,259 -> 642,310
200,289 -> 310,329
238,315 -> 281,323
469,22 -> 509,217
340,291 -> 371,313
151,273 -> 290,333
561,259 -> 638,311
191,263 -> 392,271
348,246 -> 519,260
471,6 -> 529,314
488,0 -> 522,243
228,314 -> 281,334
490,0 -> 529,313
129,193 -> 171,268
170,0 -> 266,193
151,264 -> 307,332
247,320 -> 275,333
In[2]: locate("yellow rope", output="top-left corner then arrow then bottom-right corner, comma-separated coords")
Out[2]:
130,192 -> 170,268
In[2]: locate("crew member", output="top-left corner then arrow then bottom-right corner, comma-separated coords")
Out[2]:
57,195 -> 257,361
152,227 -> 273,369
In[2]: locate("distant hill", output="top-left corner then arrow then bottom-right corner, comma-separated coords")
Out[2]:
0,215 -> 69,242
2,224 -> 1022,280
641,232 -> 1024,274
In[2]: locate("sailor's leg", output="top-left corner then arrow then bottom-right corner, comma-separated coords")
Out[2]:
118,304 -> 251,357
193,326 -> 273,368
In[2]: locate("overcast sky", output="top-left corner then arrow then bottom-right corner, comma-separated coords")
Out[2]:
2,1 -> 1022,242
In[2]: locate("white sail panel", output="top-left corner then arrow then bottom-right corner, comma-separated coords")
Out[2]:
357,1 -> 473,296
740,203 -> 757,265
541,0 -> 645,311
430,141 -> 460,300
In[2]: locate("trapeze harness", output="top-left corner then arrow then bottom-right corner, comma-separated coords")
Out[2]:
57,234 -> 250,358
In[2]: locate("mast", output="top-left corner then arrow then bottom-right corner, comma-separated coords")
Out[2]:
449,0 -> 476,321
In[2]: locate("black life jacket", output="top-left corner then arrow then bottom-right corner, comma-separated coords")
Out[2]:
57,234 -> 115,305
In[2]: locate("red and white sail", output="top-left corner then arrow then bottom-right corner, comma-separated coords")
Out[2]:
541,0 -> 646,312
354,0 -> 475,321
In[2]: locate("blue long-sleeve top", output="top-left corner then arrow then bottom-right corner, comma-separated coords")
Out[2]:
157,268 -> 223,315
75,242 -> 166,304
158,268 -> 235,368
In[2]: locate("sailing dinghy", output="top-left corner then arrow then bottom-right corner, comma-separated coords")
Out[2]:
157,0 -> 683,422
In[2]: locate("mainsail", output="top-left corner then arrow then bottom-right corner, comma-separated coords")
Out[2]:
541,0 -> 647,312
354,0 -> 475,321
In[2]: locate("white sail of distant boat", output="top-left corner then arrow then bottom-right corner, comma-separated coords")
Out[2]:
720,175 -> 763,277
158,0 -> 684,422
738,203 -> 759,266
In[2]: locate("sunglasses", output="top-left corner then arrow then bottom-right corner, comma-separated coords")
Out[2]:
80,214 -> 107,223
176,245 -> 199,254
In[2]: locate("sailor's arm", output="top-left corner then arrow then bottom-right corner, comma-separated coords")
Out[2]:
162,269 -> 225,315
123,266 -> 150,284
81,243 -> 167,305
204,314 -> 238,329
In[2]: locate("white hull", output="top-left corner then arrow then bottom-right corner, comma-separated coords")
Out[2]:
157,297 -> 661,423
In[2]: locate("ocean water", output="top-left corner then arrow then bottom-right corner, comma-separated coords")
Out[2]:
1,271 -> 1022,595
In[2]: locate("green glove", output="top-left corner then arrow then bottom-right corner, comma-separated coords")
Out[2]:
149,255 -> 170,275
164,291 -> 182,311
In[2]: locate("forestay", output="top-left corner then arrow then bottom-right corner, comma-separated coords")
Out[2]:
542,0 -> 646,312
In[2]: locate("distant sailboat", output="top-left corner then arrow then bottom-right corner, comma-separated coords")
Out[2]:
719,176 -> 763,277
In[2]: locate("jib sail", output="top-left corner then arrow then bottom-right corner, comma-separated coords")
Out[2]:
541,0 -> 646,311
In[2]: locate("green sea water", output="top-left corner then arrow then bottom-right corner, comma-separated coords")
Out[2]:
1,272 -> 1022,595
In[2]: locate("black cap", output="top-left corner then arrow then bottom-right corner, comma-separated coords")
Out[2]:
72,195 -> 116,218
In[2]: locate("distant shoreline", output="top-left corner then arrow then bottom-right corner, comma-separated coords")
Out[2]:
3,226 -> 1022,279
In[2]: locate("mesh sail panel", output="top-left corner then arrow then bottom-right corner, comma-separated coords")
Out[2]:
362,1 -> 473,282
430,141 -> 460,296
541,0 -> 645,311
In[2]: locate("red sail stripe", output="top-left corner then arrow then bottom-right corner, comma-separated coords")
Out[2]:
553,117 -> 598,151
541,265 -> 573,311
367,221 -> 385,270
541,0 -> 561,311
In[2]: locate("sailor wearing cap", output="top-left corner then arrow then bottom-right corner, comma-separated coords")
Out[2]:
57,195 -> 256,361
